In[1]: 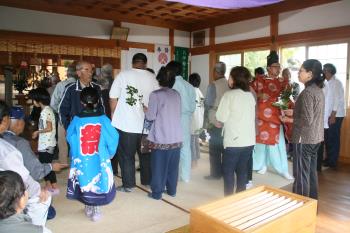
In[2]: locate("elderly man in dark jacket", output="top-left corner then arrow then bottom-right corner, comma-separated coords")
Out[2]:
59,61 -> 105,129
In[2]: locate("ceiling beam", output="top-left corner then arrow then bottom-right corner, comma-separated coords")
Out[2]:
0,0 -> 192,31
0,30 -> 116,48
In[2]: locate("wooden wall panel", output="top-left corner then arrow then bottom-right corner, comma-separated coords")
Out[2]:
339,109 -> 350,164
0,30 -> 116,48
277,25 -> 350,46
209,27 -> 216,83
118,40 -> 155,52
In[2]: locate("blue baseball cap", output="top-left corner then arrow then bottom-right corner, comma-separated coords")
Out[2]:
10,106 -> 25,120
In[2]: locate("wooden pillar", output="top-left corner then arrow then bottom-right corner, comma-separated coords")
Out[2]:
113,21 -> 122,69
209,27 -> 216,83
270,14 -> 279,51
169,29 -> 174,60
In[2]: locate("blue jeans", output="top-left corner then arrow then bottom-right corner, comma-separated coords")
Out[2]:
223,146 -> 254,196
150,148 -> 181,199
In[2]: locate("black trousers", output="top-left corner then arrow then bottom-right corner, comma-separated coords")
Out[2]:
38,151 -> 57,183
111,131 -> 151,186
113,130 -> 141,188
139,152 -> 151,186
292,143 -> 320,199
223,146 -> 254,196
324,117 -> 344,167
247,151 -> 253,181
316,140 -> 325,171
208,127 -> 224,178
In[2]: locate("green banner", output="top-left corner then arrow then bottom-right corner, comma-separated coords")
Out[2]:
174,46 -> 189,80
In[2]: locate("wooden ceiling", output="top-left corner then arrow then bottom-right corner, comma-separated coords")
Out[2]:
0,0 -> 339,31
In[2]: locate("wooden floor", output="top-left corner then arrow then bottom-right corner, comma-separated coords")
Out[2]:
168,164 -> 350,233
24,122 -> 349,233
316,164 -> 350,233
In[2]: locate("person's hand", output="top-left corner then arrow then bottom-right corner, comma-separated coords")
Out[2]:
283,109 -> 293,117
143,106 -> 148,113
279,115 -> 293,123
39,189 -> 50,203
51,163 -> 69,172
32,131 -> 39,139
328,115 -> 336,125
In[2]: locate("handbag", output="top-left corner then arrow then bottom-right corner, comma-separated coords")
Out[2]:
140,119 -> 153,154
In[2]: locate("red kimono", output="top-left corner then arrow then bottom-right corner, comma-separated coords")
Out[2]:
251,75 -> 289,145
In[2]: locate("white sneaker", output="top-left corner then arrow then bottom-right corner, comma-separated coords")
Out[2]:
246,181 -> 253,189
282,173 -> 294,180
84,205 -> 93,218
257,166 -> 267,174
91,206 -> 101,222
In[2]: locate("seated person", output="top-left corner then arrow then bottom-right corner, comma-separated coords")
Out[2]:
3,106 -> 67,182
0,100 -> 51,227
0,170 -> 52,233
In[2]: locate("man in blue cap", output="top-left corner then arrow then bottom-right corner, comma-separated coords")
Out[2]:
0,101 -> 51,227
3,106 -> 68,221
3,106 -> 67,182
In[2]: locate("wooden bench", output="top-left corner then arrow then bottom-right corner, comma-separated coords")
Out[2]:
190,186 -> 317,233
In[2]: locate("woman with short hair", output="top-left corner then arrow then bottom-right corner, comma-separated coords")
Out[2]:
145,67 -> 182,200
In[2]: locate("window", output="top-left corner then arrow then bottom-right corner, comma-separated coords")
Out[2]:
219,53 -> 241,78
281,46 -> 306,90
244,50 -> 269,76
308,43 -> 348,97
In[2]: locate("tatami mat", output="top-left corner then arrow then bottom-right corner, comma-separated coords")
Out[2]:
47,146 -> 293,233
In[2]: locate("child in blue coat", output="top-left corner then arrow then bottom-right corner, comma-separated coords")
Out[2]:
66,87 -> 119,221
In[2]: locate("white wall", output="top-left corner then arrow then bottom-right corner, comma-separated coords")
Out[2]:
279,1 -> 350,35
174,30 -> 190,48
215,16 -> 270,44
0,6 -> 113,39
121,49 -> 154,71
191,54 -> 210,94
122,22 -> 169,45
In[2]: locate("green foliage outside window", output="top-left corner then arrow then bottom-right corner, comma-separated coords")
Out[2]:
243,50 -> 269,77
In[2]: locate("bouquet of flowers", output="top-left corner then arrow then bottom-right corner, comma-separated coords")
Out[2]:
272,85 -> 293,110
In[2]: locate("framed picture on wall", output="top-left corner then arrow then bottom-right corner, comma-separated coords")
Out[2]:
192,30 -> 205,47
111,27 -> 129,41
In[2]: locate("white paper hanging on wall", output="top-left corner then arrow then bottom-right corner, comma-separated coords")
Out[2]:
125,48 -> 149,70
153,44 -> 171,74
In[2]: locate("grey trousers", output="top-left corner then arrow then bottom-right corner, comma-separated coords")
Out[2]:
191,134 -> 200,161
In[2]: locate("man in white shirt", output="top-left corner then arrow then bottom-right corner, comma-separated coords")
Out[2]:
317,80 -> 331,171
109,53 -> 159,192
322,63 -> 345,168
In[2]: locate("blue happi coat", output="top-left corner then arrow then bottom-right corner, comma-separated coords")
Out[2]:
66,112 -> 119,205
